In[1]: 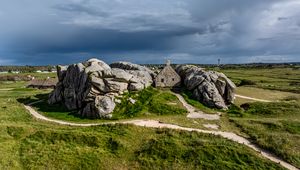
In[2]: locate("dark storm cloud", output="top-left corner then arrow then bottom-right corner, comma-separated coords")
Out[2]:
0,0 -> 300,65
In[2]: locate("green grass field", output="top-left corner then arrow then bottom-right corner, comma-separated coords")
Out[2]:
223,67 -> 300,168
221,68 -> 300,93
0,80 -> 285,169
1,68 -> 300,169
228,100 -> 300,168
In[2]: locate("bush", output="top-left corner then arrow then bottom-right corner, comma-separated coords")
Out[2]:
227,104 -> 243,117
238,79 -> 256,86
289,82 -> 300,86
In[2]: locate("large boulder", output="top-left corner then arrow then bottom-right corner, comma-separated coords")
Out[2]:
48,58 -> 154,119
110,62 -> 155,91
176,65 -> 236,109
110,61 -> 156,79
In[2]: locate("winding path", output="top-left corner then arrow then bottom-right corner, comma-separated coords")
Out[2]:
235,94 -> 272,102
0,88 -> 14,91
24,99 -> 298,170
173,93 -> 220,120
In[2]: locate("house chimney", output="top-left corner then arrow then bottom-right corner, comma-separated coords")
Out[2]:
166,60 -> 171,66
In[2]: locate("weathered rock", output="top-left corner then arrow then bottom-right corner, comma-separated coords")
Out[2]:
57,65 -> 68,81
49,58 -> 154,119
94,96 -> 115,118
128,82 -> 144,91
176,65 -> 236,109
110,61 -> 154,89
111,68 -> 133,82
104,78 -> 128,92
110,61 -> 156,78
48,82 -> 64,104
129,97 -> 136,104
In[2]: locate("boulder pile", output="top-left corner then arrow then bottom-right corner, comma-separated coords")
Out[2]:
48,58 -> 155,118
176,65 -> 236,109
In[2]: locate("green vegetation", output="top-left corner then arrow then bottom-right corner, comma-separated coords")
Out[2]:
229,100 -> 300,167
113,87 -> 187,119
2,68 -> 300,169
238,79 -> 256,86
0,73 -> 288,169
221,68 -> 300,93
27,87 -> 187,122
3,124 -> 285,170
223,67 -> 300,168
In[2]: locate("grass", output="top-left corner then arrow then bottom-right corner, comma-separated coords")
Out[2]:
0,74 -> 288,169
7,124 -> 285,170
113,87 -> 187,118
235,86 -> 299,101
221,67 -> 300,93
228,100 -> 300,168
28,87 -> 187,122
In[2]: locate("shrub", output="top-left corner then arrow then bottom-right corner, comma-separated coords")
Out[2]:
227,104 -> 243,117
289,81 -> 300,86
238,79 -> 256,86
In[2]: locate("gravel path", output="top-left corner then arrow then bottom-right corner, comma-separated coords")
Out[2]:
24,102 -> 298,170
235,94 -> 272,102
203,124 -> 219,129
172,93 -> 220,120
0,88 -> 14,91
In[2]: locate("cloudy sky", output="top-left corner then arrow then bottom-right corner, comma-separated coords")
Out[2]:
0,0 -> 300,65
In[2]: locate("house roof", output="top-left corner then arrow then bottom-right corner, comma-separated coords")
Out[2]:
156,65 -> 180,79
27,78 -> 58,87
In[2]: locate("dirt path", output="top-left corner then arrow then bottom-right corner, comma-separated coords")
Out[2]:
0,88 -> 14,91
24,103 -> 298,170
235,94 -> 272,102
172,93 -> 220,120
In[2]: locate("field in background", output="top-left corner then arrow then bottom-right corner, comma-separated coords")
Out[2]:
221,67 -> 300,93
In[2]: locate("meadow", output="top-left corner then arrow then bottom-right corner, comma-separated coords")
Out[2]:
220,67 -> 300,93
1,66 -> 300,169
222,67 -> 300,168
0,80 -> 283,169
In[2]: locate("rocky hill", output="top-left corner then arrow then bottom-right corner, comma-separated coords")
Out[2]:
48,59 -> 236,119
176,65 -> 236,109
48,58 -> 155,118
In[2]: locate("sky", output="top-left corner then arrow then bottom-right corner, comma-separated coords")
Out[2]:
0,0 -> 300,65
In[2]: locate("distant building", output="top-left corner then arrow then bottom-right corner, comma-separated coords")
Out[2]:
27,78 -> 58,89
155,60 -> 181,88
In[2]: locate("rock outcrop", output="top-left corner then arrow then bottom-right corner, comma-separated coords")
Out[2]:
48,59 -> 154,119
176,65 -> 236,109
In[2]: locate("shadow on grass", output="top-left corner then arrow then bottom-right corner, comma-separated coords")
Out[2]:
17,93 -> 49,104
17,93 -> 89,120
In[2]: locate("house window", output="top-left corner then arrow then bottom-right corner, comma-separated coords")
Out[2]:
161,78 -> 164,83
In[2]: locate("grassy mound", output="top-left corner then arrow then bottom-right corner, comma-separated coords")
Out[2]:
13,125 -> 284,170
113,87 -> 187,119
29,87 -> 187,121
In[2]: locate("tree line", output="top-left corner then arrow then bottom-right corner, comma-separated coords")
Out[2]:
0,65 -> 55,73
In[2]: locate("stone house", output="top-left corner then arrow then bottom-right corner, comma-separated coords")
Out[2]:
155,60 -> 181,88
27,78 -> 58,89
